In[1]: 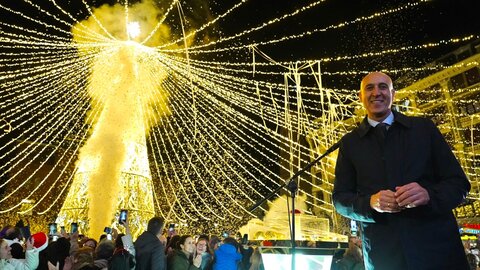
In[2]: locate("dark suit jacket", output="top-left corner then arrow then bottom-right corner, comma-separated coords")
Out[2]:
134,231 -> 166,270
333,111 -> 470,270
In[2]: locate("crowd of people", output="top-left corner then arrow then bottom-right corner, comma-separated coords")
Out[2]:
0,217 -> 262,270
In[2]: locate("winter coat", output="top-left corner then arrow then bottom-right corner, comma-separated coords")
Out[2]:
167,249 -> 199,270
0,249 -> 39,270
108,248 -> 135,270
134,231 -> 166,270
213,244 -> 242,270
333,111 -> 470,270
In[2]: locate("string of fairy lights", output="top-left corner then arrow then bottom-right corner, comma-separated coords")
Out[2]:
0,0 -> 479,234
158,0 -> 429,53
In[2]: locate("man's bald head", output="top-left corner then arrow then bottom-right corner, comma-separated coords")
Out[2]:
359,72 -> 396,122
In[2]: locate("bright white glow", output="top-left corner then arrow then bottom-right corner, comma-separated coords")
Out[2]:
261,253 -> 333,270
127,21 -> 141,39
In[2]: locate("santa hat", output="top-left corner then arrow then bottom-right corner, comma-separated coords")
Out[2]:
31,232 -> 48,252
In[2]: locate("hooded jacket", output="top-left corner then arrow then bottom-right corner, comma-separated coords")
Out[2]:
213,243 -> 242,270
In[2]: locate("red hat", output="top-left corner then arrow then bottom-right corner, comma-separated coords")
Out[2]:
31,232 -> 48,252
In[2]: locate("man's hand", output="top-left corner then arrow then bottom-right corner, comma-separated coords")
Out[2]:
370,190 -> 402,213
395,182 -> 430,208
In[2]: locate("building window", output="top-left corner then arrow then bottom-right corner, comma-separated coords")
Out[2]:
450,73 -> 467,90
465,67 -> 480,86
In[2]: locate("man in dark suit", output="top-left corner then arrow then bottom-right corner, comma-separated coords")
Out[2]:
135,217 -> 166,270
333,72 -> 470,269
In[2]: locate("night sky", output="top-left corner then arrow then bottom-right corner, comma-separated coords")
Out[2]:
1,0 -> 479,89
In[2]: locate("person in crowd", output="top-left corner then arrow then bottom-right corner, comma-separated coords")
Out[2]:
3,227 -> 25,259
213,237 -> 242,270
134,216 -> 167,270
94,239 -> 114,270
248,247 -> 263,270
196,236 -> 212,270
37,236 -> 71,270
333,71 -> 471,269
119,219 -> 135,257
167,235 -> 202,270
81,238 -> 98,251
466,253 -> 478,270
238,237 -> 253,270
67,232 -> 80,256
0,237 -> 39,270
166,235 -> 181,260
72,247 -> 96,270
335,235 -> 364,270
208,236 -> 221,258
0,225 -> 14,239
108,233 -> 135,270
98,235 -> 107,243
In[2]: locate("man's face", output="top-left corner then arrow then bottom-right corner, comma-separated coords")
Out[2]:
359,72 -> 395,121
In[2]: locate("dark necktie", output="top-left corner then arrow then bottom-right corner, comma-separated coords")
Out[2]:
375,122 -> 388,141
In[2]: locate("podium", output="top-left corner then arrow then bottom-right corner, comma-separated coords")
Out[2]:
259,247 -> 336,270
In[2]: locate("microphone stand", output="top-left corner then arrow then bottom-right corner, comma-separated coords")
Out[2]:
249,141 -> 340,270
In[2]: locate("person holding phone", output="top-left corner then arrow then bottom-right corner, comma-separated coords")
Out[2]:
239,234 -> 253,270
212,237 -> 242,270
118,215 -> 135,257
167,235 -> 201,270
109,232 -> 135,270
3,227 -> 24,260
0,237 -> 39,270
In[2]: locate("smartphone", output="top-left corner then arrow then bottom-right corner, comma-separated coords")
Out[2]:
48,223 -> 57,236
241,234 -> 248,245
119,209 -> 128,224
71,222 -> 78,234
350,220 -> 358,236
168,223 -> 175,232
104,227 -> 112,234
21,226 -> 31,241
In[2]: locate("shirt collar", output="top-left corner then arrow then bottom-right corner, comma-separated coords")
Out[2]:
367,111 -> 394,127
356,110 -> 411,138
